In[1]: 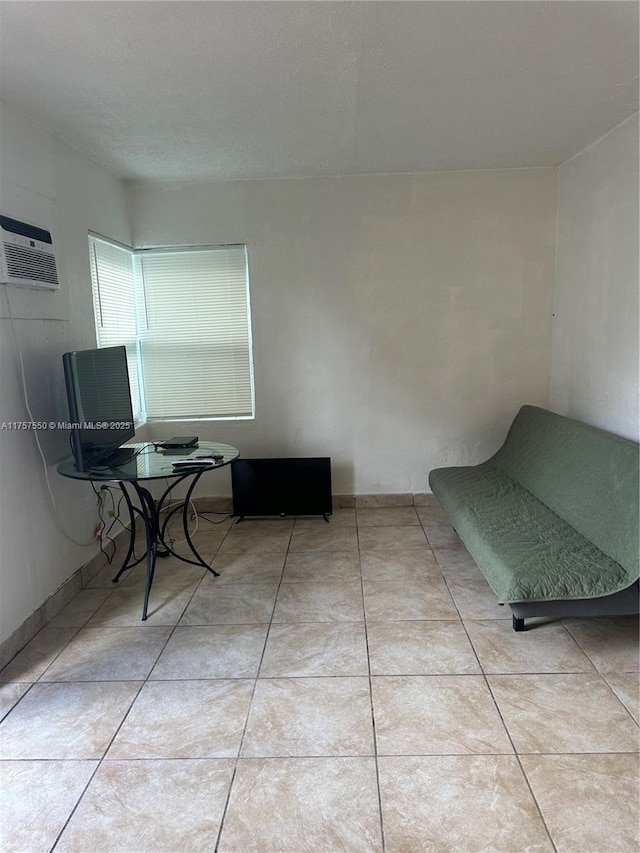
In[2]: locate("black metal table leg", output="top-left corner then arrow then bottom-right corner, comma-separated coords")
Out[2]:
115,471 -> 222,619
130,481 -> 159,621
155,472 -> 219,575
111,482 -> 147,582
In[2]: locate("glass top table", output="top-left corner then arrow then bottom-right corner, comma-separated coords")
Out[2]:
57,441 -> 240,620
57,441 -> 240,482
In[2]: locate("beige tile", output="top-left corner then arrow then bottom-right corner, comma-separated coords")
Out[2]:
355,494 -> 413,507
294,508 -> 356,527
0,760 -> 98,853
241,677 -> 374,757
422,520 -> 462,549
55,759 -> 234,853
488,673 -> 640,753
379,755 -> 552,853
0,628 -> 78,683
273,582 -> 364,622
356,507 -> 420,526
86,585 -> 196,627
107,679 -> 254,758
116,554 -> 209,591
445,576 -> 509,619
260,622 -> 369,677
0,681 -> 140,759
180,582 -> 278,625
169,527 -> 227,558
358,525 -> 427,551
415,503 -> 449,524
0,682 -> 31,722
521,754 -> 639,853
46,589 -> 114,628
210,551 -> 285,583
283,551 -> 360,582
363,578 -> 458,621
219,757 -> 382,852
372,675 -> 513,755
84,560 -> 123,588
367,621 -> 480,675
604,671 -> 640,723
289,526 -> 359,553
150,625 -> 268,679
563,616 -> 640,672
217,527 -> 291,555
466,620 -> 595,673
40,627 -> 171,681
360,549 -> 438,581
433,546 -> 485,580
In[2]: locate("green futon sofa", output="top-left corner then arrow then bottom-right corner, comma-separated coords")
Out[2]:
429,406 -> 639,631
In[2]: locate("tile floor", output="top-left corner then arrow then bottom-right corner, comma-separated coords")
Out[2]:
0,502 -> 638,852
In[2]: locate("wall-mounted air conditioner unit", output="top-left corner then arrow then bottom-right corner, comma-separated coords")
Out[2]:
0,214 -> 59,291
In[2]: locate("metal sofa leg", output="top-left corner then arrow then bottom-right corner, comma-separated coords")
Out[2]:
512,615 -> 525,632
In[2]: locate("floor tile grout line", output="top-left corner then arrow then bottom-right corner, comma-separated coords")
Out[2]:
1,510 -> 638,850
48,673 -> 148,853
49,521 -> 234,852
482,674 -> 559,852
48,758 -> 104,852
424,506 -> 559,850
213,518 -> 293,852
356,509 -> 388,853
587,669 -> 640,727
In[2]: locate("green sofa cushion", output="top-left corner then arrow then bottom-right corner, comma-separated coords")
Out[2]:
429,462 -> 632,603
428,407 -> 640,604
494,406 -> 639,576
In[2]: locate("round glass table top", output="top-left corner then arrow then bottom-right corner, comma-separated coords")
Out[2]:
57,441 -> 240,482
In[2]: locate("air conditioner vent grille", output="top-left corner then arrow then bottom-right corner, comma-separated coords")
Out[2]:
3,243 -> 59,286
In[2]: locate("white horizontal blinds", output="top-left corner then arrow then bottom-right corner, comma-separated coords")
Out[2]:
89,236 -> 142,423
138,245 -> 253,419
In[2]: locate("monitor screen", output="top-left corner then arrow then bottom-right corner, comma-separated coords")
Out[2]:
62,345 -> 135,471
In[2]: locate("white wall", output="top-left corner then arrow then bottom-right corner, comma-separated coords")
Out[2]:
551,116 -> 639,441
0,104 -> 131,644
129,168 -> 557,496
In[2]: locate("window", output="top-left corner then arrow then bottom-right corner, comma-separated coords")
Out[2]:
89,237 -> 143,423
89,236 -> 254,422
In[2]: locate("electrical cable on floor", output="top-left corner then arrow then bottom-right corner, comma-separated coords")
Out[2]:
198,512 -> 234,525
3,285 -> 95,547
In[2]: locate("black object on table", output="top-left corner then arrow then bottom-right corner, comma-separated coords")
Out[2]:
57,441 -> 239,620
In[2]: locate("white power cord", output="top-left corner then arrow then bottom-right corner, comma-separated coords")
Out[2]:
2,285 -> 96,547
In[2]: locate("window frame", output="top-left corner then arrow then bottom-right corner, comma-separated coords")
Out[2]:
88,233 -> 255,425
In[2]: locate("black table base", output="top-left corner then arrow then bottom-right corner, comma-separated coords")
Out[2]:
112,469 -> 219,620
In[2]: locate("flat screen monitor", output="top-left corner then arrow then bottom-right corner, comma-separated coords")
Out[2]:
62,345 -> 135,471
231,457 -> 332,518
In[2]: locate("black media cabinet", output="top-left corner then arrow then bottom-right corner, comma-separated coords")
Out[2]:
231,457 -> 332,521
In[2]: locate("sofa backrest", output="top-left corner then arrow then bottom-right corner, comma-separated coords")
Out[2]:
494,405 -> 639,576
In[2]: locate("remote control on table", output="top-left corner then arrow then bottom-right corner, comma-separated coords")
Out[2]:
171,458 -> 216,470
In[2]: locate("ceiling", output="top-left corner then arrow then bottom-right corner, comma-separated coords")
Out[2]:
0,1 -> 637,184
